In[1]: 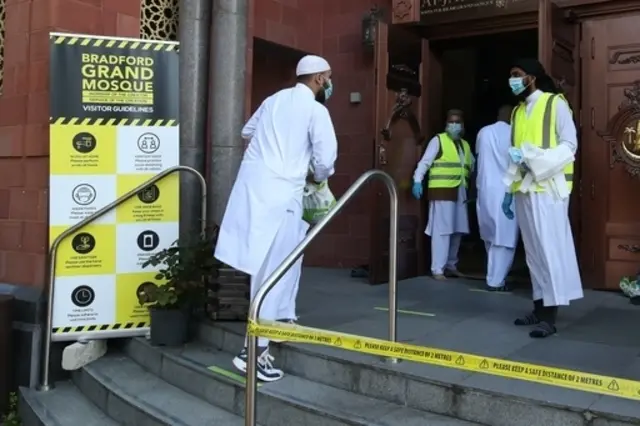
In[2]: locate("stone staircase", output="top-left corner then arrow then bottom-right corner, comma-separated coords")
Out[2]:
19,320 -> 639,426
19,323 -> 480,426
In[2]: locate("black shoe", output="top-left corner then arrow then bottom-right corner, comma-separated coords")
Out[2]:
486,284 -> 511,292
514,312 -> 540,326
529,321 -> 557,338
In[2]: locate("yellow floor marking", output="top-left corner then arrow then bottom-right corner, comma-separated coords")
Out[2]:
207,365 -> 263,387
374,307 -> 436,317
469,288 -> 512,295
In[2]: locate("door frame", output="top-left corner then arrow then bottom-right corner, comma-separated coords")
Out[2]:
369,19 -> 430,284
396,1 -> 586,272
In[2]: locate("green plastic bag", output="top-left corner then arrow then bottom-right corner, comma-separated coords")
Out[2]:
620,276 -> 640,298
302,180 -> 336,224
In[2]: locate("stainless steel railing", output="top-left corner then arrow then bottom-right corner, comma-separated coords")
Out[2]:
39,165 -> 207,391
245,169 -> 399,426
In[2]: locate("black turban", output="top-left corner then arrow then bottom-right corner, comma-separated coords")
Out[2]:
513,58 -> 560,94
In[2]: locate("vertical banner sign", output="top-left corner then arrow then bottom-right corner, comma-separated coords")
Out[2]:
48,33 -> 180,341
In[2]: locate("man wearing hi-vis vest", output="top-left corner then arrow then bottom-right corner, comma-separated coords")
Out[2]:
412,109 -> 474,280
502,58 -> 583,339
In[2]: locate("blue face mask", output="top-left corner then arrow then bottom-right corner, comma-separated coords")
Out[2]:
323,79 -> 333,100
446,122 -> 462,138
509,77 -> 526,95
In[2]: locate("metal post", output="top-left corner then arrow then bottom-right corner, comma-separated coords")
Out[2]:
208,0 -> 248,225
39,167 -> 206,391
179,0 -> 211,238
244,170 -> 398,425
388,179 -> 399,362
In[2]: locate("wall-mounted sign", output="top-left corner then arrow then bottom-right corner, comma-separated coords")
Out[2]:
420,0 -> 526,15
49,32 -> 180,342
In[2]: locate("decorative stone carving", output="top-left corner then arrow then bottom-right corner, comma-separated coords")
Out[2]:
598,80 -> 640,178
381,89 -> 422,143
140,0 -> 179,41
393,0 -> 419,24
609,50 -> 640,65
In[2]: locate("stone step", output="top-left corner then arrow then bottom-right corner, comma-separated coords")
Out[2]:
124,337 -> 480,426
72,353 -> 248,426
19,382 -> 118,426
199,321 -> 640,426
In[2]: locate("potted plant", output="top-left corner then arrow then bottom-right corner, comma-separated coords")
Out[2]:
140,231 -> 219,346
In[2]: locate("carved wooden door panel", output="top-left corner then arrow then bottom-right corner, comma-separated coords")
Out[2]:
538,0 -> 581,252
582,14 -> 640,289
369,20 -> 428,284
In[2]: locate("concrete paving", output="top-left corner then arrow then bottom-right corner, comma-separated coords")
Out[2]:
284,267 -> 640,420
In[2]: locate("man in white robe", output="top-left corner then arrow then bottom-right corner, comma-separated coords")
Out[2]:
503,58 -> 583,338
476,104 -> 519,291
412,110 -> 474,280
214,55 -> 338,381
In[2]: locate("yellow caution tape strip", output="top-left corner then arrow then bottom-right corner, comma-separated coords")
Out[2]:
248,319 -> 640,401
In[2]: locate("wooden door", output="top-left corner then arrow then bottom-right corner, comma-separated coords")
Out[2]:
368,21 -> 429,284
582,14 -> 640,289
538,0 -> 583,260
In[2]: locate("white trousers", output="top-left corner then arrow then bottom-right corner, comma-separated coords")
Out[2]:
246,208 -> 306,347
514,192 -> 583,306
484,241 -> 515,287
431,233 -> 462,275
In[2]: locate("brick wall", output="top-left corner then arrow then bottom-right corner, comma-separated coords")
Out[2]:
0,0 -> 384,287
247,0 -> 383,268
0,0 -> 140,287
307,0 -> 379,267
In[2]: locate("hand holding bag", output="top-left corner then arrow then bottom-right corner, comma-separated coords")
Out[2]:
302,180 -> 337,225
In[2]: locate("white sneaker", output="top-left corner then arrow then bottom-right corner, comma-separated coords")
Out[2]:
271,318 -> 297,343
61,340 -> 107,371
232,347 -> 284,382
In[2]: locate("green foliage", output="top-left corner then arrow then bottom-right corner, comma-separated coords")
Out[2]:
140,229 -> 220,310
2,392 -> 22,426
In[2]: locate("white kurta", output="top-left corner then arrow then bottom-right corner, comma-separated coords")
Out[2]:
413,136 -> 474,274
512,90 -> 583,306
476,121 -> 519,287
215,83 -> 337,346
476,121 -> 519,247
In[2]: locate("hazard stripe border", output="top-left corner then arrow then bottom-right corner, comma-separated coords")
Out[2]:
52,322 -> 149,334
49,117 -> 178,126
50,32 -> 178,51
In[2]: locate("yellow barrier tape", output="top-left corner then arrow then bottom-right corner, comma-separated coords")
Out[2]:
248,319 -> 640,401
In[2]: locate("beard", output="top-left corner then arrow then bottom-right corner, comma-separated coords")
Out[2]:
315,89 -> 326,104
514,85 -> 534,102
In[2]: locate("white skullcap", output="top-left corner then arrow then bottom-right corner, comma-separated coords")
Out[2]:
296,55 -> 331,76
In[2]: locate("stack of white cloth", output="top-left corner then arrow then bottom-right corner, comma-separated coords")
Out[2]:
502,142 -> 574,200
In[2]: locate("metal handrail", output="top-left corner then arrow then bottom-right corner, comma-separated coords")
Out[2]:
38,165 -> 207,392
245,169 -> 399,426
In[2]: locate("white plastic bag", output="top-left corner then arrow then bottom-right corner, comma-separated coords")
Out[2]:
302,180 -> 336,224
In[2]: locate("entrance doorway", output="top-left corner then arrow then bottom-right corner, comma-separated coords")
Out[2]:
430,29 -> 538,280
369,5 -> 582,285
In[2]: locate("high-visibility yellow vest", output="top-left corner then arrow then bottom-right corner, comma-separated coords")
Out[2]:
428,132 -> 472,189
510,92 -> 574,193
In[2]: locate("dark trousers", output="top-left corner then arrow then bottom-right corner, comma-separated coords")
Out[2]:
533,299 -> 558,325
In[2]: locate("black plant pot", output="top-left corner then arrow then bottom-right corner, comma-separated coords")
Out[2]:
150,307 -> 189,346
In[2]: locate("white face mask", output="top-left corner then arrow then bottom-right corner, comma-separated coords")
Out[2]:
323,79 -> 333,100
